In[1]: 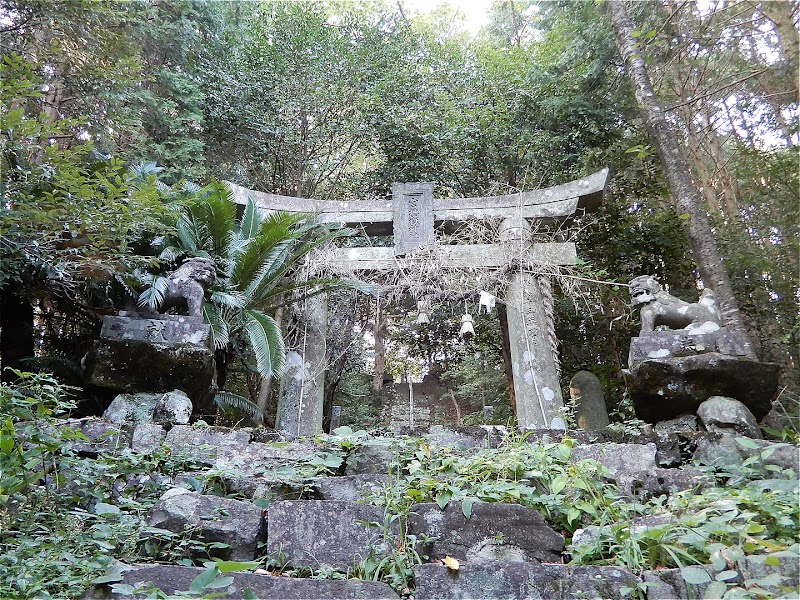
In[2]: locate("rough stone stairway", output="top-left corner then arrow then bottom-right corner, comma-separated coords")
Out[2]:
73,420 -> 799,599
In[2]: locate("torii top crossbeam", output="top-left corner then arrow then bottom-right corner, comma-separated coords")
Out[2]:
226,168 -> 608,237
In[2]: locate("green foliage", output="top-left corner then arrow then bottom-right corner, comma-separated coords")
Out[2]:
143,185 -> 358,388
0,369 -> 81,503
0,370 -> 225,599
0,53 -> 175,289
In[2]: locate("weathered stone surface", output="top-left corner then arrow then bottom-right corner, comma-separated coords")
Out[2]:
697,396 -> 761,438
423,426 -> 490,450
654,432 -> 682,467
414,562 -> 635,600
266,500 -> 396,570
102,313 -> 210,344
642,567 -> 714,600
408,502 -> 564,563
391,425 -> 508,449
147,488 -> 264,561
89,317 -> 216,417
505,267 -> 565,429
571,442 -> 657,477
67,418 -> 125,455
152,390 -> 192,426
220,475 -> 310,503
571,514 -> 675,554
624,353 -> 779,423
569,371 -> 609,430
227,168 -> 608,236
642,550 -> 800,599
344,439 -> 411,475
165,425 -> 250,465
392,181 -> 434,254
214,439 -> 319,476
737,549 -> 800,596
570,443 -> 699,496
84,564 -> 399,598
654,414 -> 698,435
693,434 -> 799,473
628,328 -> 748,367
130,423 -> 166,454
312,474 -> 389,502
625,467 -> 709,498
103,393 -> 162,424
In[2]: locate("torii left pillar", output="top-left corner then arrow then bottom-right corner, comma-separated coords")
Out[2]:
276,293 -> 326,438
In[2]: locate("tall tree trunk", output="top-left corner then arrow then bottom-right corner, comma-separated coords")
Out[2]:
1,289 -> 35,382
606,0 -> 756,359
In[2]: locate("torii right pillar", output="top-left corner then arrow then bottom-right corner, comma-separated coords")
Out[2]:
501,216 -> 566,429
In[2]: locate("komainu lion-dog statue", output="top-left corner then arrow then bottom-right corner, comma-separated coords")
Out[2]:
136,257 -> 217,320
629,275 -> 722,334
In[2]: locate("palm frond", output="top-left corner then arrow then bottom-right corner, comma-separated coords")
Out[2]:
243,310 -> 285,379
176,211 -> 200,252
237,238 -> 297,301
138,275 -> 170,310
203,302 -> 229,350
158,244 -> 184,263
210,290 -> 246,310
258,210 -> 311,237
199,182 -> 237,258
214,391 -> 266,421
239,197 -> 264,241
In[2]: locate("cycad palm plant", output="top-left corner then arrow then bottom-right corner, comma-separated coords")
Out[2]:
141,181 -> 355,392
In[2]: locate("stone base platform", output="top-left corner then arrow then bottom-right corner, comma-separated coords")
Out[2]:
88,315 -> 216,417
628,327 -> 749,368
624,352 -> 780,424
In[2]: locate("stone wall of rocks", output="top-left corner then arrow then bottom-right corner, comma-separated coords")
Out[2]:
72,420 -> 798,599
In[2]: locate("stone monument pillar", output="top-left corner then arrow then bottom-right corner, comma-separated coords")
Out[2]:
501,216 -> 565,429
569,371 -> 609,430
276,292 -> 327,438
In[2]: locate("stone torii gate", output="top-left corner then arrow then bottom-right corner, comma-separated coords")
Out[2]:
227,169 -> 608,436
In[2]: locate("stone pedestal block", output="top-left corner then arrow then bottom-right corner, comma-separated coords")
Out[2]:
89,315 -> 215,417
628,327 -> 750,368
408,502 -> 564,563
266,500 -> 397,571
623,352 -> 779,423
147,488 -> 265,561
84,564 -> 399,599
414,562 -> 635,600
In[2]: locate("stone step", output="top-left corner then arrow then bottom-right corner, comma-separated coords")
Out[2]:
84,564 -> 398,599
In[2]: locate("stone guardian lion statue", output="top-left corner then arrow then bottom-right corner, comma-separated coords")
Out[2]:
629,275 -> 722,334
136,257 -> 216,320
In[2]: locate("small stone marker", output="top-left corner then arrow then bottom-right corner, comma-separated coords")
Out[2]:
330,405 -> 342,430
569,371 -> 609,430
